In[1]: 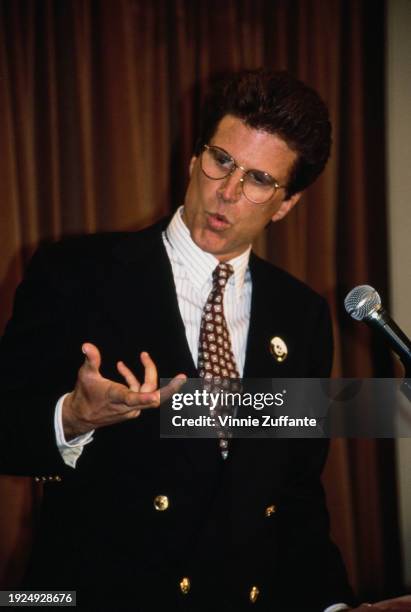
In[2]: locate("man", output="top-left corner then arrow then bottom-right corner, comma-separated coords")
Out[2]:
1,70 -> 354,611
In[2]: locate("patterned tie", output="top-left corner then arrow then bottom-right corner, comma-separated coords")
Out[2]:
198,263 -> 240,459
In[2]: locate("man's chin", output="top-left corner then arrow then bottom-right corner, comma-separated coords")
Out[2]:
192,231 -> 228,258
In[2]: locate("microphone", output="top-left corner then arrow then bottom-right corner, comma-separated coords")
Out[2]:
344,285 -> 411,371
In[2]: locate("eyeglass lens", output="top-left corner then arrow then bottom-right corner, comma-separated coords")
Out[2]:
201,146 -> 276,204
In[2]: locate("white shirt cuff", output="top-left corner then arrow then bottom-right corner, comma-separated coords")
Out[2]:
324,605 -> 350,612
54,393 -> 94,468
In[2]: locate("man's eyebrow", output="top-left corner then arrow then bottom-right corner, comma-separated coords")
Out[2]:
211,144 -> 278,178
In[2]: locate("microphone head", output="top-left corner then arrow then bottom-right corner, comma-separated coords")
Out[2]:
344,285 -> 382,321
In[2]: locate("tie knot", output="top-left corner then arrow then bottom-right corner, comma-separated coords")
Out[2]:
212,263 -> 234,291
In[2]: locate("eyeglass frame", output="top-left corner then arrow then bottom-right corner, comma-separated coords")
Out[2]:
200,144 -> 287,204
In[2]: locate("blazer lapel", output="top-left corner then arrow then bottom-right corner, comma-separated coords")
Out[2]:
102,221 -> 221,476
98,221 -> 196,379
243,254 -> 273,377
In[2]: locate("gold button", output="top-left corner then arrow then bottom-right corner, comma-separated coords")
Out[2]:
34,477 -> 41,483
249,585 -> 260,603
265,504 -> 276,517
179,577 -> 190,594
153,495 -> 169,511
55,475 -> 62,482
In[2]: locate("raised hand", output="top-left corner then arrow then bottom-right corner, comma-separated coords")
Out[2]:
62,343 -> 186,439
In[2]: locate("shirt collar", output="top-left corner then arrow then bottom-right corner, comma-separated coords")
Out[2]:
165,206 -> 251,299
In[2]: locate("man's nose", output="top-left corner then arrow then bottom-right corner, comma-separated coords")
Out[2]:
217,168 -> 244,202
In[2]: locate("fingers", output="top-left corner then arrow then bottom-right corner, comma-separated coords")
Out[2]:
109,353 -> 158,410
125,388 -> 160,409
140,352 -> 158,392
116,361 -> 143,418
107,382 -> 159,410
79,346 -> 186,429
159,374 -> 187,404
82,343 -> 101,374
117,361 -> 141,391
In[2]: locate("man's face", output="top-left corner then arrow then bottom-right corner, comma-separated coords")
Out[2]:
182,114 -> 302,262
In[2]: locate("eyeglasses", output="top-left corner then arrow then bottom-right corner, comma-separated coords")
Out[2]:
200,144 -> 287,204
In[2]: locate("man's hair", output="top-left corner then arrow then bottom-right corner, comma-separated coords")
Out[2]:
195,69 -> 332,197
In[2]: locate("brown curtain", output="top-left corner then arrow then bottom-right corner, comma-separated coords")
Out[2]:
0,0 -> 401,599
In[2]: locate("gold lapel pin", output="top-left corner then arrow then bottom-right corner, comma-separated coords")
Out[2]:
270,336 -> 288,362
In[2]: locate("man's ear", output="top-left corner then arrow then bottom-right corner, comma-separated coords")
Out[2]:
189,156 -> 197,176
270,192 -> 302,223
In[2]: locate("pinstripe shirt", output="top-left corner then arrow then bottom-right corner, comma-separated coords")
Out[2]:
163,206 -> 252,376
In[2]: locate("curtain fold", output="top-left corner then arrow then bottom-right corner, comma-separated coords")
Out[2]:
0,0 -> 400,598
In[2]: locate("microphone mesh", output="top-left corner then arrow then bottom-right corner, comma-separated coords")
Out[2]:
344,285 -> 381,321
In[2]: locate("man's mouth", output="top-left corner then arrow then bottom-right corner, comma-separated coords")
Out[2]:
206,212 -> 231,231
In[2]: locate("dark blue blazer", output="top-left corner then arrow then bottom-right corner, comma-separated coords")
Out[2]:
0,220 -> 353,611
